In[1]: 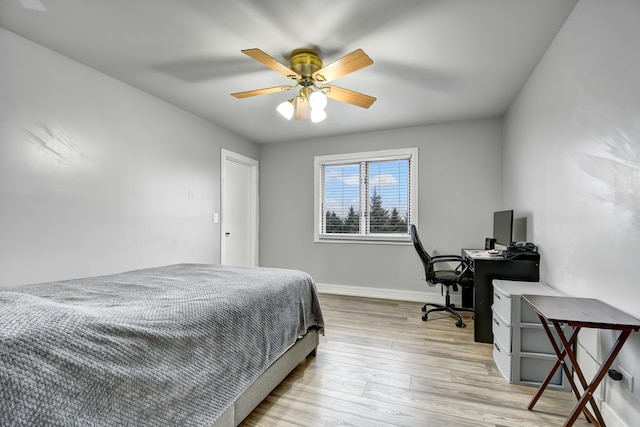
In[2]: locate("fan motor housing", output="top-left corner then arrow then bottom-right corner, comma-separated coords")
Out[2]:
290,49 -> 322,85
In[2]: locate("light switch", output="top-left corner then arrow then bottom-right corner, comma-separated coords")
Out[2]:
213,212 -> 219,223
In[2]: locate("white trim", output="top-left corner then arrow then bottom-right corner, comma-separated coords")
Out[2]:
578,339 -> 629,427
221,149 -> 259,266
315,282 -> 462,305
601,401 -> 628,427
316,149 -> 415,164
315,235 -> 412,245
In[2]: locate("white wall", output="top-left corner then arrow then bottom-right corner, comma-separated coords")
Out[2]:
503,0 -> 640,424
259,120 -> 503,299
0,28 -> 258,287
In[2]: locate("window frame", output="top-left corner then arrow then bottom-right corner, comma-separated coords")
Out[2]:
314,147 -> 418,244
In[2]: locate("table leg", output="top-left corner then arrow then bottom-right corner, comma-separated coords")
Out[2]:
564,329 -> 633,427
528,320 -> 597,424
554,323 -> 605,426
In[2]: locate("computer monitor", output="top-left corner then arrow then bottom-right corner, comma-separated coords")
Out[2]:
493,210 -> 514,248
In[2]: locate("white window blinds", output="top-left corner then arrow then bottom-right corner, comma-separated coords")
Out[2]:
315,148 -> 417,242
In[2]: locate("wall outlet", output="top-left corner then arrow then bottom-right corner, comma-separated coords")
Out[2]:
617,365 -> 634,393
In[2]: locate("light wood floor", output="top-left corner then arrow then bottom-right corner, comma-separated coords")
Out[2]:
241,294 -> 590,426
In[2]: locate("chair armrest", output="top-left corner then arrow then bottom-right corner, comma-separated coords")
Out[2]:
430,255 -> 464,263
428,256 -> 471,279
428,256 -> 465,270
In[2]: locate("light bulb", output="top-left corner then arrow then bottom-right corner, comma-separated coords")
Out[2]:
309,91 -> 327,110
311,108 -> 327,123
276,100 -> 294,120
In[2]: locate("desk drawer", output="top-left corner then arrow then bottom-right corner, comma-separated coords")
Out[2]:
521,324 -> 570,354
521,298 -> 543,323
492,286 -> 512,323
519,354 -> 564,387
492,310 -> 511,353
493,340 -> 512,383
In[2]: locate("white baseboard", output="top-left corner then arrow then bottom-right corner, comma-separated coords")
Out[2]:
315,282 -> 462,305
602,401 -> 628,427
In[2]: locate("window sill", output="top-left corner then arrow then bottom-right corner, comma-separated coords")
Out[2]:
315,234 -> 411,245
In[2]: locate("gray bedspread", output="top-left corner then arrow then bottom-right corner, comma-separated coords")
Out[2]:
0,264 -> 324,426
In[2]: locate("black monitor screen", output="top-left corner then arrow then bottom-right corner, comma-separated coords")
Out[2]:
493,210 -> 514,247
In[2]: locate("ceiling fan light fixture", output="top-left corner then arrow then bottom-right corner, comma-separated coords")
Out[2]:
309,90 -> 327,110
311,108 -> 327,123
277,99 -> 294,120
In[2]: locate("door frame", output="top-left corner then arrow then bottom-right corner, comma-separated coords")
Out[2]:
220,149 -> 259,266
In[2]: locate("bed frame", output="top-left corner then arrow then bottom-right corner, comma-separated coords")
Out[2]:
212,329 -> 319,426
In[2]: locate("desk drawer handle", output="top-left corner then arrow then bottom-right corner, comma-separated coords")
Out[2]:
493,318 -> 500,326
494,293 -> 501,300
494,343 -> 501,352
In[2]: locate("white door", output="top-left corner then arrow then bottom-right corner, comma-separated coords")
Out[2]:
221,149 -> 259,266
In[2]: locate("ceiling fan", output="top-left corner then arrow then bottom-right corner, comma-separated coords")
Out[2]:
231,47 -> 376,122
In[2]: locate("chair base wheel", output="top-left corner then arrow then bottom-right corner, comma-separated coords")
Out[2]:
421,303 -> 471,328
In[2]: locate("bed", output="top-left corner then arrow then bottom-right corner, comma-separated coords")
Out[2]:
0,263 -> 324,426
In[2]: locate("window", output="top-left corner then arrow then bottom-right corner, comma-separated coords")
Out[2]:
314,148 -> 418,243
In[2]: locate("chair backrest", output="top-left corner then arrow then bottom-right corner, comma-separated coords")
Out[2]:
410,224 -> 432,272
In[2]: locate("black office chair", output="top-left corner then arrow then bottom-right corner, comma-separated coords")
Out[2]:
410,224 -> 474,328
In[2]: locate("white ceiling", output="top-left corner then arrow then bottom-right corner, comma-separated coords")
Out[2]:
0,0 -> 577,144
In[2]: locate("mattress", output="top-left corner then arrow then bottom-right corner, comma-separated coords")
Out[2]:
0,263 -> 324,426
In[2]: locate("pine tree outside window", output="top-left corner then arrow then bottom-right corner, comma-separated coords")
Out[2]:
314,148 -> 418,243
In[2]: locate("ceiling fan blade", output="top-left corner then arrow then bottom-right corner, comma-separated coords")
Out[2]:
295,98 -> 311,120
231,85 -> 294,99
312,49 -> 373,83
324,85 -> 376,109
241,48 -> 300,79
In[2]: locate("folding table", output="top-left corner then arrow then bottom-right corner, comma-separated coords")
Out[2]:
522,295 -> 640,427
